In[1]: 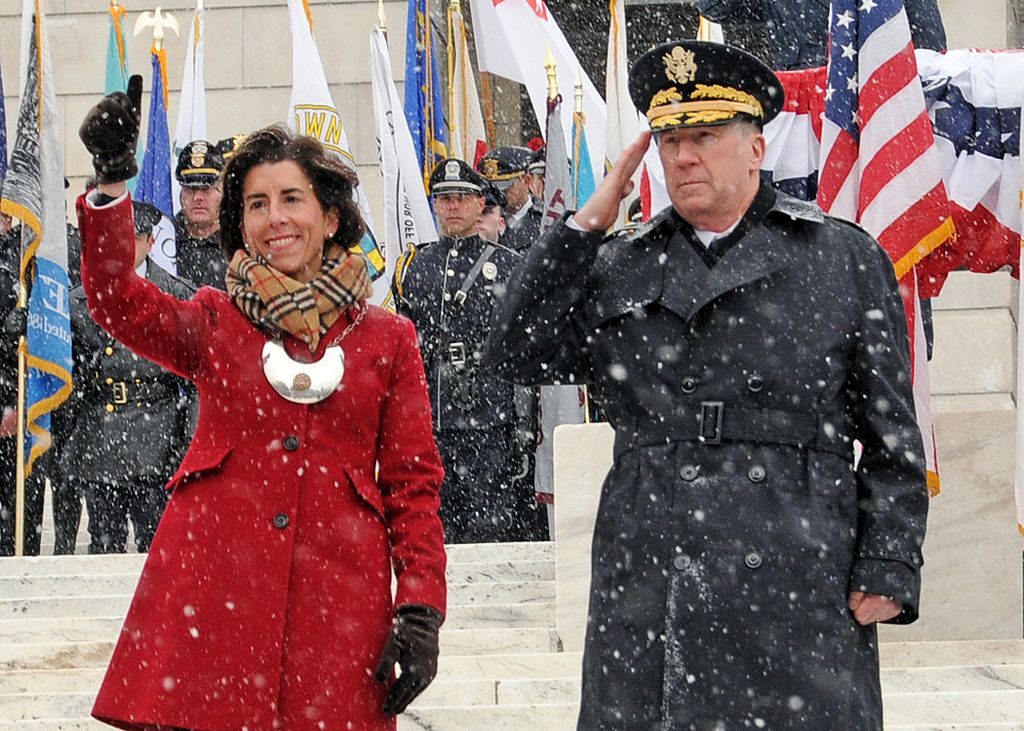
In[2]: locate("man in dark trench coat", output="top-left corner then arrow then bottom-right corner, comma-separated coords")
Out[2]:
484,41 -> 928,730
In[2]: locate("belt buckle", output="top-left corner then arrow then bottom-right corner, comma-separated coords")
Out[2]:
448,342 -> 467,366
698,401 -> 723,445
112,381 -> 128,405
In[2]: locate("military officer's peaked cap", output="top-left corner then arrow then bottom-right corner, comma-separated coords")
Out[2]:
477,146 -> 533,188
132,200 -> 163,236
175,140 -> 225,188
215,134 -> 249,161
482,181 -> 507,210
629,40 -> 783,132
527,147 -> 546,176
429,158 -> 487,196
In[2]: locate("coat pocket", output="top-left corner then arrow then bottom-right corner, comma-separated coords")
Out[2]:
165,445 -> 233,493
343,466 -> 387,522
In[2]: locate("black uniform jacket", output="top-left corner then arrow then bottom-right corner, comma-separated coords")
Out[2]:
500,201 -> 542,254
484,188 -> 928,730
393,234 -> 521,432
174,213 -> 226,290
58,258 -> 196,485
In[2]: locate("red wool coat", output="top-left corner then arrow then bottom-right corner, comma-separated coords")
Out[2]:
77,195 -> 447,731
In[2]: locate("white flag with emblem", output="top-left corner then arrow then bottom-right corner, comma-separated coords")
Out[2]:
287,0 -> 386,283
370,25 -> 438,303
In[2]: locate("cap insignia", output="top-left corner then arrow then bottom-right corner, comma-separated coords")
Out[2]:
482,158 -> 499,178
663,46 -> 697,85
444,160 -> 461,180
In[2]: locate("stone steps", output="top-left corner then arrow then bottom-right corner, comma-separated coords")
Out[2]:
0,594 -> 554,628
4,542 -> 1024,729
0,557 -> 555,584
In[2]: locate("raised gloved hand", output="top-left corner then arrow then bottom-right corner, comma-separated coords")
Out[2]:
78,75 -> 142,184
373,604 -> 443,715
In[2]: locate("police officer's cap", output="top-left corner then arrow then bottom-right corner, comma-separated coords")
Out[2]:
483,181 -> 507,210
477,146 -> 533,189
132,201 -> 162,236
527,147 -> 545,176
629,40 -> 783,132
429,158 -> 487,197
175,140 -> 224,188
215,134 -> 249,161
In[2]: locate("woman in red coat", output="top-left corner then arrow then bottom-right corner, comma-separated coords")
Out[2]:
77,80 -> 446,731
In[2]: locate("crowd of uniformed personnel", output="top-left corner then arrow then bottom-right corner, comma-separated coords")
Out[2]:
0,135 -> 559,556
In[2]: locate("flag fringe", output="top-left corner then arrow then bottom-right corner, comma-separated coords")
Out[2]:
893,216 -> 955,281
926,469 -> 940,497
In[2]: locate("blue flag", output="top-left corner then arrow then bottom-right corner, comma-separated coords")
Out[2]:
571,109 -> 596,208
0,0 -> 72,473
104,3 -> 130,94
404,0 -> 447,182
136,52 -> 174,218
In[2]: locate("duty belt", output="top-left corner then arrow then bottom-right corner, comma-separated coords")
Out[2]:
614,402 -> 853,459
91,379 -> 175,406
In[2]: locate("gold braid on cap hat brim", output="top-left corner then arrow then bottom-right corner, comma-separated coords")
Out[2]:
180,167 -> 222,176
647,84 -> 764,129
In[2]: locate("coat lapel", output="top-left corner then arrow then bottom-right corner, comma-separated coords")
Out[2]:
660,222 -> 788,324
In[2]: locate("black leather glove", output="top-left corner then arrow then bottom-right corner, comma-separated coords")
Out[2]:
373,604 -> 443,715
78,75 -> 142,184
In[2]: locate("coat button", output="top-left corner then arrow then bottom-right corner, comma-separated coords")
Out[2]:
103,346 -> 113,356
681,377 -> 698,394
105,377 -> 114,384
105,404 -> 114,413
673,554 -> 692,570
679,465 -> 699,481
748,465 -> 766,483
744,551 -> 763,569
273,513 -> 290,529
283,435 -> 299,451
747,374 -> 765,392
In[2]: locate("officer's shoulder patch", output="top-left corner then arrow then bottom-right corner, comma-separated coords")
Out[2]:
770,192 -> 825,224
391,245 -> 421,300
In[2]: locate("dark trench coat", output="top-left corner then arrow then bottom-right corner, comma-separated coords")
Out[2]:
484,190 -> 928,730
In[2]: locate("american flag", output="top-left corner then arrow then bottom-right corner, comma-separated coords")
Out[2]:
818,0 -> 952,280
817,0 -> 951,495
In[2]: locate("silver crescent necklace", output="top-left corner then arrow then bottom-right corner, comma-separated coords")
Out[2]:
261,305 -> 367,404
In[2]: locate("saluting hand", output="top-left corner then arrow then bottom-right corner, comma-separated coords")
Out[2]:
572,131 -> 652,233
79,74 -> 143,185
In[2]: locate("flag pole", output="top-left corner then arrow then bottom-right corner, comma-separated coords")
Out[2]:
13,227 -> 28,557
376,0 -> 386,35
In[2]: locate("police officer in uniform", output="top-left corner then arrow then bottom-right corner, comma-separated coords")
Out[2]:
393,159 -> 547,543
477,146 -> 542,253
58,201 -> 196,553
174,140 -> 226,290
487,41 -> 927,729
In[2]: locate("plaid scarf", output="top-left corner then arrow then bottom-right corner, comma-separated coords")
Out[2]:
227,243 -> 373,352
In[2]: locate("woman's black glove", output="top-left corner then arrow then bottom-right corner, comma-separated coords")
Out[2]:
78,75 -> 143,184
373,604 -> 443,715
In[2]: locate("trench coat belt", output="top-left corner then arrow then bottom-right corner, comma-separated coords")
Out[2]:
613,403 -> 853,459
90,379 -> 176,405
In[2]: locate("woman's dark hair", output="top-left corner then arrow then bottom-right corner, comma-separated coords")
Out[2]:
219,125 -> 366,260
